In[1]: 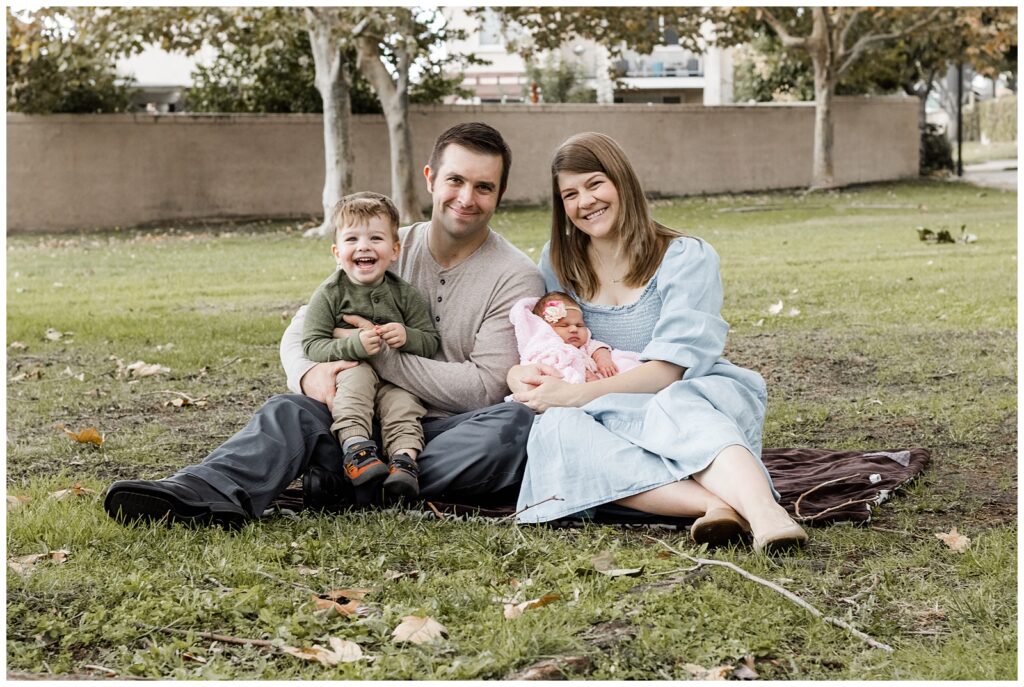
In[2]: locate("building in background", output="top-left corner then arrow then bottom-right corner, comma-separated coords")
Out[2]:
443,8 -> 733,105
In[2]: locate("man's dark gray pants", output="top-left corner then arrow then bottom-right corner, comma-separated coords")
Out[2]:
176,394 -> 533,517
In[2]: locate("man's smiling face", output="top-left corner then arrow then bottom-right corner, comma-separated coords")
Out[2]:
424,144 -> 503,245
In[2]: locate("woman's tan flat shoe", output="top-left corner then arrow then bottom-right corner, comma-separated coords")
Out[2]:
690,507 -> 750,547
752,521 -> 808,555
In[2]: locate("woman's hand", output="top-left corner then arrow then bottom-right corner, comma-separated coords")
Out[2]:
513,375 -> 594,413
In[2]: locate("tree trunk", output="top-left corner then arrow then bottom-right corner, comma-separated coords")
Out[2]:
306,19 -> 354,238
809,58 -> 837,190
356,33 -> 423,223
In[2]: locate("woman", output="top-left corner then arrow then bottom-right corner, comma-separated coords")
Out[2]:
508,132 -> 807,553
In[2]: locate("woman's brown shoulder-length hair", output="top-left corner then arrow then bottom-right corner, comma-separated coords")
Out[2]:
549,132 -> 682,300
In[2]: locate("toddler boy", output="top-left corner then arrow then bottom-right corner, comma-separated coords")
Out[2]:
302,192 -> 440,504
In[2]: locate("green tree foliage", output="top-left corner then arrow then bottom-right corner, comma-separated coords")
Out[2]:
485,7 -> 707,58
525,56 -> 596,103
6,8 -> 134,113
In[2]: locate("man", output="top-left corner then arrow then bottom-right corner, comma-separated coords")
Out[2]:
105,122 -> 544,526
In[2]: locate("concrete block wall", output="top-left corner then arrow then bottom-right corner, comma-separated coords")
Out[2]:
6,97 -> 919,232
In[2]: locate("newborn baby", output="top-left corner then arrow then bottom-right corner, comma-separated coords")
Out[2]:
509,291 -> 641,385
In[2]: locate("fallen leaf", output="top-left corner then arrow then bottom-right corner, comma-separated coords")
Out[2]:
49,483 -> 98,500
753,318 -> 764,327
503,593 -> 562,620
7,494 -> 31,509
60,426 -> 104,446
683,662 -> 732,680
590,550 -> 644,578
182,651 -> 207,664
732,655 -> 759,680
9,341 -> 27,350
295,566 -> 320,576
283,637 -> 364,665
767,300 -> 784,315
787,307 -> 801,317
324,587 -> 371,600
44,328 -> 63,341
935,526 -> 970,553
126,360 -> 170,377
391,615 -> 447,644
312,594 -> 362,617
8,549 -> 70,576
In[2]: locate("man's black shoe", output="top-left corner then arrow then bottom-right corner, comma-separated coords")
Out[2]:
302,467 -> 355,512
104,476 -> 249,529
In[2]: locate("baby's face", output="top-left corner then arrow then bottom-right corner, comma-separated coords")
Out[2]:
550,307 -> 590,348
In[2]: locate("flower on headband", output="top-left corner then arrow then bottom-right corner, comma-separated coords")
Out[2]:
541,300 -> 567,324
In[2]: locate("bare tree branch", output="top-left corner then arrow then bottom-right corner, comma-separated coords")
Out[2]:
837,7 -> 943,77
648,537 -> 895,652
838,8 -> 863,49
759,8 -> 809,50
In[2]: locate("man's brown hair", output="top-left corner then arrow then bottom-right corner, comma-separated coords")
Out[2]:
428,122 -> 512,203
331,192 -> 400,242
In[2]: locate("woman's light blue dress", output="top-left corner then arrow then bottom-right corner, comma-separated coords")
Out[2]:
516,236 -> 776,523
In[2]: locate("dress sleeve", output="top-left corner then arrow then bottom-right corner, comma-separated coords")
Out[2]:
640,238 -> 729,379
538,243 -> 563,293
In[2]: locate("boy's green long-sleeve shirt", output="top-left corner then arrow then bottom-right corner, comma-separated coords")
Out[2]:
301,270 -> 440,363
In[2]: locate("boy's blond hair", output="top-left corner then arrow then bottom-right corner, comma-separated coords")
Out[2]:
331,192 -> 400,242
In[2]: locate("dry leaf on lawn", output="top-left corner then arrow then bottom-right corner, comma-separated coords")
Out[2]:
7,494 -> 31,509
590,551 -> 644,578
682,662 -> 732,680
10,341 -> 27,350
283,637 -> 364,665
44,328 -> 64,341
767,300 -> 784,315
59,426 -> 104,446
935,526 -> 971,553
312,595 -> 363,617
503,593 -> 562,620
384,569 -> 420,581
8,549 -> 70,576
126,360 -> 170,377
49,483 -> 98,500
391,615 -> 447,644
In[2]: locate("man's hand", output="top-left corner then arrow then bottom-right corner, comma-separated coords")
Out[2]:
592,348 -> 619,378
359,328 -> 382,355
507,363 -> 563,395
377,322 -> 407,349
331,326 -> 360,339
300,360 -> 359,406
342,313 -> 374,330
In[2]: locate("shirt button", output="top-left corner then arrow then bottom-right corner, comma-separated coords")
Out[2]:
373,296 -> 379,303
440,279 -> 446,285
437,296 -> 442,303
435,316 -> 440,322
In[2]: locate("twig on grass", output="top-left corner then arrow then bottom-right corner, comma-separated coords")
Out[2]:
134,622 -> 278,650
425,501 -> 445,520
794,473 -> 878,522
8,670 -> 151,681
647,536 -> 894,653
501,495 -> 564,522
210,356 -> 242,372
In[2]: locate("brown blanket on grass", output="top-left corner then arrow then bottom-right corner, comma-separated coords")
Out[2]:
270,447 -> 930,528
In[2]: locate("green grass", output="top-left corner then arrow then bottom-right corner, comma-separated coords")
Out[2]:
6,181 -> 1017,679
960,140 -> 1017,165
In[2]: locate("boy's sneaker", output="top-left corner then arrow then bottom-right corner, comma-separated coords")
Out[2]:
342,440 -> 388,486
383,454 -> 419,504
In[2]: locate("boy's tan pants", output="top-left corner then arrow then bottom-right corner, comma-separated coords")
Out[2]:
330,362 -> 425,458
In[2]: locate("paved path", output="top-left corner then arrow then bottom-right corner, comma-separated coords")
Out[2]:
957,158 -> 1017,192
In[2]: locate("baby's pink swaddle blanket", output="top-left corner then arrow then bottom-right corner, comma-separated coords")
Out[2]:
509,296 -> 642,385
